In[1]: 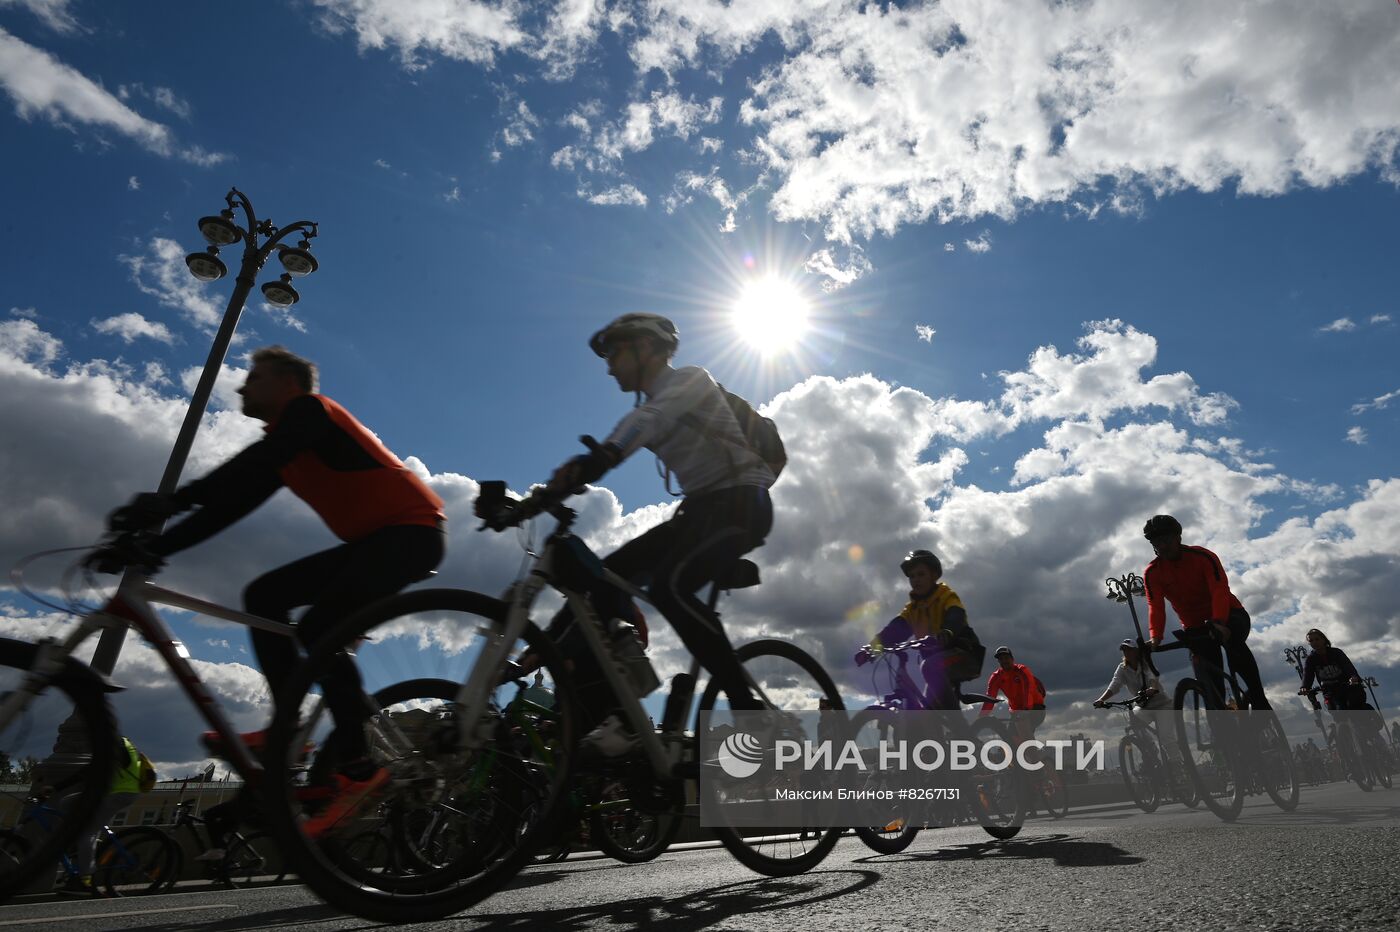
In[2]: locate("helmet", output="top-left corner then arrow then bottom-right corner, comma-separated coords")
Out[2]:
900,549 -> 942,578
994,646 -> 1013,658
1142,514 -> 1183,541
588,313 -> 679,358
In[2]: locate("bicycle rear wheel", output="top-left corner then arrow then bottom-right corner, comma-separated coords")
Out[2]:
590,780 -> 683,864
0,640 -> 118,901
1337,723 -> 1374,792
1173,679 -> 1244,822
96,827 -> 177,897
848,710 -> 920,854
1365,733 -> 1394,790
965,717 -> 1026,840
1252,713 -> 1299,812
1118,735 -> 1160,813
698,639 -> 845,876
264,588 -> 578,923
1037,768 -> 1069,820
221,832 -> 288,888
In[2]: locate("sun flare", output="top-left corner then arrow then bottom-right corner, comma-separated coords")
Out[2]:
731,277 -> 810,354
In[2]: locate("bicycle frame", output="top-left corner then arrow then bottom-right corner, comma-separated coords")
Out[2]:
2,575 -> 296,783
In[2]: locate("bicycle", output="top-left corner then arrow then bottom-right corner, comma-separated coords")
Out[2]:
0,527 -> 425,901
161,797 -> 287,889
847,637 -> 1027,854
1099,693 -> 1198,812
1301,688 -> 1392,792
999,711 -> 1069,821
1148,628 -> 1300,822
262,481 -> 846,922
0,793 -> 173,897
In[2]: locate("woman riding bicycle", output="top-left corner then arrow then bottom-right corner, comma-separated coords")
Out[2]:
1298,629 -> 1365,711
853,549 -> 984,711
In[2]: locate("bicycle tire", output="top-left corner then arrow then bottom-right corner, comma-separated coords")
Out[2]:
0,639 -> 119,902
1253,713 -> 1299,812
846,710 -> 920,854
1118,735 -> 1160,813
1173,679 -> 1243,822
96,826 -> 177,897
1038,769 -> 1069,820
0,832 -> 33,890
698,639 -> 845,876
590,783 -> 684,864
965,716 -> 1027,840
264,588 -> 579,924
1366,733 -> 1394,790
1337,724 -> 1374,792
221,832 -> 288,888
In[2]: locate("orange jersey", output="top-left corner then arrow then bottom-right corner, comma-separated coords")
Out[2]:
1144,546 -> 1243,641
982,663 -> 1045,712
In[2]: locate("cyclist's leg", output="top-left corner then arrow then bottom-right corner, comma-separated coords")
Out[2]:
1185,635 -> 1228,707
76,793 -> 138,878
293,525 -> 446,760
1220,608 -> 1270,710
644,487 -> 772,710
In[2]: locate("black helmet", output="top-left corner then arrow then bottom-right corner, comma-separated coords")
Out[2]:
588,313 -> 679,358
900,549 -> 942,578
1142,514 -> 1183,541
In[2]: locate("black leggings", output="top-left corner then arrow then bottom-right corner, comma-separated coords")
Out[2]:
243,524 -> 445,755
1185,607 -> 1271,711
551,485 -> 772,727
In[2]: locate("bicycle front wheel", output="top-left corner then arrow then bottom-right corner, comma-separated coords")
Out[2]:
1173,679 -> 1244,822
1337,723 -> 1374,792
589,780 -> 683,864
1252,712 -> 1299,812
264,588 -> 578,924
698,639 -> 846,876
847,710 -> 920,854
1037,768 -> 1069,820
0,640 -> 119,901
96,827 -> 177,897
221,832 -> 288,888
1118,735 -> 1160,813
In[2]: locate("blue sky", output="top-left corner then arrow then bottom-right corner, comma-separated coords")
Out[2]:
2,0 -> 1398,769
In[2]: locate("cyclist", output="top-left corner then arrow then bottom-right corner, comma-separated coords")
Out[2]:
1298,628 -> 1364,711
64,736 -> 145,896
1093,638 -> 1180,761
1141,514 -> 1271,710
104,346 -> 446,832
853,549 -> 983,710
980,647 -> 1047,732
503,313 -> 775,754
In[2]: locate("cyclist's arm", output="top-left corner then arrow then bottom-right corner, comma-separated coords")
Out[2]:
980,670 -> 1002,714
601,367 -> 713,460
1200,548 -> 1233,622
1300,653 -> 1318,691
1144,566 -> 1166,643
940,606 -> 974,650
1332,648 -> 1361,683
152,396 -> 328,555
870,616 -> 912,652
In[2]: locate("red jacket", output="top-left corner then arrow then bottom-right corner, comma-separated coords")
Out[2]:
1144,546 -> 1243,641
981,663 -> 1045,713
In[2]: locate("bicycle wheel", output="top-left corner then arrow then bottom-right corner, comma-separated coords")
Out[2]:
1173,679 -> 1244,822
96,827 -> 177,897
1164,753 -> 1200,809
0,832 -> 34,890
847,710 -> 920,854
264,588 -> 579,923
697,639 -> 845,876
1337,724 -> 1374,792
1118,735 -> 1160,813
0,640 -> 119,901
1037,769 -> 1069,820
590,781 -> 683,864
221,832 -> 288,888
1365,733 -> 1394,790
965,717 -> 1026,840
1252,713 -> 1299,812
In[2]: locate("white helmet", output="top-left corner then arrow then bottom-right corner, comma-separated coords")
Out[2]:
588,313 -> 679,358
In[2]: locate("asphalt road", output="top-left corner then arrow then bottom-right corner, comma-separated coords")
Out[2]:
3,781 -> 1397,932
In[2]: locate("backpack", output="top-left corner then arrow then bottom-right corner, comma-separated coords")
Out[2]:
678,385 -> 787,479
137,751 -> 157,792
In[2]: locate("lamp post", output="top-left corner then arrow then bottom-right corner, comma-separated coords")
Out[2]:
1361,676 -> 1382,713
1104,573 -> 1148,642
88,188 -> 319,676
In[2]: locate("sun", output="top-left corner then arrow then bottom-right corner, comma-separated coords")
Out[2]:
731,277 -> 810,354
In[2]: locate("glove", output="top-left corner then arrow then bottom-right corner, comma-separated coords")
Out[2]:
1092,699 -> 1105,708
854,648 -> 872,667
108,492 -> 181,532
86,537 -> 165,575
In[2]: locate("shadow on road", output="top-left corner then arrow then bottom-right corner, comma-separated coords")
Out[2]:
465,869 -> 881,930
857,832 -> 1144,867
127,902 -> 375,932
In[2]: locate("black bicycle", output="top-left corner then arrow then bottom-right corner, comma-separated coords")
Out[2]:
1301,688 -> 1392,792
1149,629 -> 1299,821
1099,693 -> 1197,812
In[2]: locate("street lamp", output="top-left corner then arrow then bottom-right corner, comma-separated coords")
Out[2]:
90,188 -> 320,676
1104,572 -> 1158,674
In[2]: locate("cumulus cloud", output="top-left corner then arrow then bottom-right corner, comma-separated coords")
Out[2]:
1319,317 -> 1356,333
120,237 -> 223,330
127,175 -> 140,191
915,324 -> 936,343
582,183 -> 646,207
964,231 -> 993,254
0,30 -> 227,164
1371,314 -> 1392,325
4,314 -> 1397,768
1351,389 -> 1399,416
1345,426 -> 1367,445
311,0 -> 528,69
943,242 -> 955,252
91,312 -> 175,345
118,82 -> 192,121
802,244 -> 872,291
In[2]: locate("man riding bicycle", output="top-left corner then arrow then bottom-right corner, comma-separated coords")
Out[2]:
1298,628 -> 1365,711
106,346 -> 446,830
1141,514 -> 1271,710
1093,638 -> 1181,761
853,549 -> 983,711
520,313 -> 775,754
